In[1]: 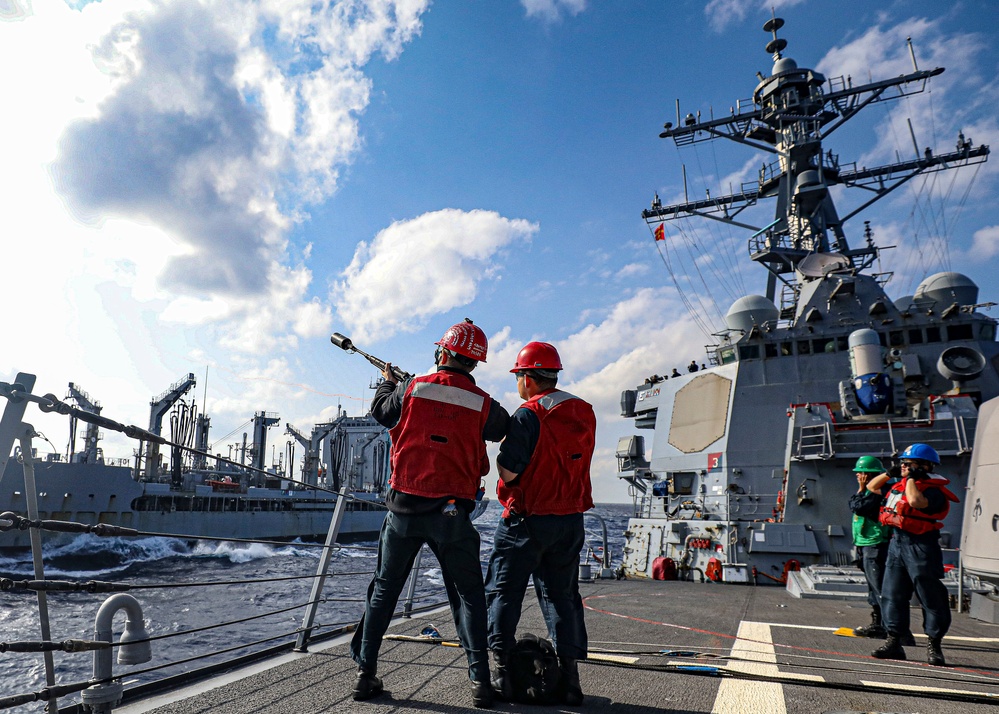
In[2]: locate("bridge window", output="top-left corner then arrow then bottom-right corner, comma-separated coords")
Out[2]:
982,323 -> 996,341
739,345 -> 760,360
889,331 -> 904,347
796,340 -> 811,355
947,324 -> 973,341
812,337 -> 834,353
926,327 -> 941,343
908,329 -> 924,344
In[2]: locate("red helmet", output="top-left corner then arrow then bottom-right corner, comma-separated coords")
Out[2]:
436,319 -> 488,362
510,341 -> 563,373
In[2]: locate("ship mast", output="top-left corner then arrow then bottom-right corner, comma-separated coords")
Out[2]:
644,17 -> 989,308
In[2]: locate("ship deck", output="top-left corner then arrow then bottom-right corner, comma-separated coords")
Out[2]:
115,577 -> 999,714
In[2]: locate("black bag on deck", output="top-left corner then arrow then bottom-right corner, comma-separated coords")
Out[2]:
508,633 -> 563,704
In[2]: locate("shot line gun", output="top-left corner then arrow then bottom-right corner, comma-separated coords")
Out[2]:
330,333 -> 414,382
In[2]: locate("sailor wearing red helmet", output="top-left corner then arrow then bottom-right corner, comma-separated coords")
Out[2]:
484,341 -> 595,705
866,443 -> 959,666
350,319 -> 509,708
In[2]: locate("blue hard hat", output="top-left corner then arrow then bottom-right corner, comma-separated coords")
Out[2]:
900,443 -> 940,464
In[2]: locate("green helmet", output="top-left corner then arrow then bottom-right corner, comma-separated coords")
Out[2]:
853,455 -> 884,473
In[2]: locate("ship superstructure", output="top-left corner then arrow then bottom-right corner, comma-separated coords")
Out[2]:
617,18 -> 993,584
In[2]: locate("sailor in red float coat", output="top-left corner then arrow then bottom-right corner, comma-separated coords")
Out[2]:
496,389 -> 595,518
485,342 -> 595,705
350,320 -> 509,707
388,370 -> 492,501
879,476 -> 959,535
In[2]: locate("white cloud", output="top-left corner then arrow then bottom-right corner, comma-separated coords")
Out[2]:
333,209 -> 538,342
614,263 -> 650,280
969,225 -> 999,261
521,0 -> 586,23
704,0 -> 804,34
1,0 -> 431,407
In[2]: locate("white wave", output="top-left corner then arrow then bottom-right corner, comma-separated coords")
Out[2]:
0,534 -> 191,577
189,540 -> 307,563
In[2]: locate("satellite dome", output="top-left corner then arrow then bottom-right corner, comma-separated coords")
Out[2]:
773,57 -> 798,74
726,295 -> 779,332
893,295 -> 915,313
913,272 -> 978,307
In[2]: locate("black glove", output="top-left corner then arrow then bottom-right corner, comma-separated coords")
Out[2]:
887,465 -> 902,479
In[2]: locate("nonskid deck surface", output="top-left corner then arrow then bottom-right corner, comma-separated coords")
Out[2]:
118,579 -> 999,714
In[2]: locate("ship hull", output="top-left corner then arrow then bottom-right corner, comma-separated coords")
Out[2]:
0,460 -> 385,550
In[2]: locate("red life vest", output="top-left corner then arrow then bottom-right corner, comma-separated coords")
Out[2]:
878,476 -> 959,535
497,389 -> 596,517
389,371 -> 491,500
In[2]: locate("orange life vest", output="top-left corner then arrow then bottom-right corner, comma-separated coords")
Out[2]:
879,476 -> 959,535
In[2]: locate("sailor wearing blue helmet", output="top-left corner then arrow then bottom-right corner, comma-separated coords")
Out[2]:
866,444 -> 959,666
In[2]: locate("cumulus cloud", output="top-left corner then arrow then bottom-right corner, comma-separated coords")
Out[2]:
968,225 -> 999,261
521,0 -> 586,23
614,263 -> 650,281
704,0 -> 804,34
40,0 -> 428,350
333,208 -> 538,342
0,0 -> 432,456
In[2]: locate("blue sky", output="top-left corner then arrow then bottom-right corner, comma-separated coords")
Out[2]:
2,0 -> 997,502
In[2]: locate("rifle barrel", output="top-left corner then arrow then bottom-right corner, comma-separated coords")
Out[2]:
330,334 -> 413,381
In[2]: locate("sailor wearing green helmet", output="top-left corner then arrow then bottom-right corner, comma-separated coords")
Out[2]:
848,455 -> 893,639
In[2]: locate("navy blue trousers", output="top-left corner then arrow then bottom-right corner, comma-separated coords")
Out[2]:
485,513 -> 588,659
880,530 -> 951,640
350,510 -> 489,681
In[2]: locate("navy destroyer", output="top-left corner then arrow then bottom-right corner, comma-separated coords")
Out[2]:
616,17 -> 993,587
0,373 -> 390,549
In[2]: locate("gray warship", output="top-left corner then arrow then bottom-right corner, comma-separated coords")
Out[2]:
616,17 -> 994,586
0,373 -> 390,549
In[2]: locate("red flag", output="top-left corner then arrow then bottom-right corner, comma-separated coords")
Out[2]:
654,223 -> 665,241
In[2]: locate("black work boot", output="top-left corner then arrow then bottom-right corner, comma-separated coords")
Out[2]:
352,668 -> 384,701
559,657 -> 583,706
489,650 -> 513,700
853,609 -> 887,639
871,633 -> 906,660
927,637 -> 946,666
471,679 -> 494,708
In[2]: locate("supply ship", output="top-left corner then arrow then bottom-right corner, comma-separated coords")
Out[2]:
615,16 -> 994,588
0,373 -> 390,549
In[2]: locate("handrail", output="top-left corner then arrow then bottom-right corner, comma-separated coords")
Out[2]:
585,512 -> 612,572
295,485 -> 350,652
18,424 -> 59,713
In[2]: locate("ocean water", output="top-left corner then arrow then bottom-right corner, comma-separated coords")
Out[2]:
0,501 -> 633,712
